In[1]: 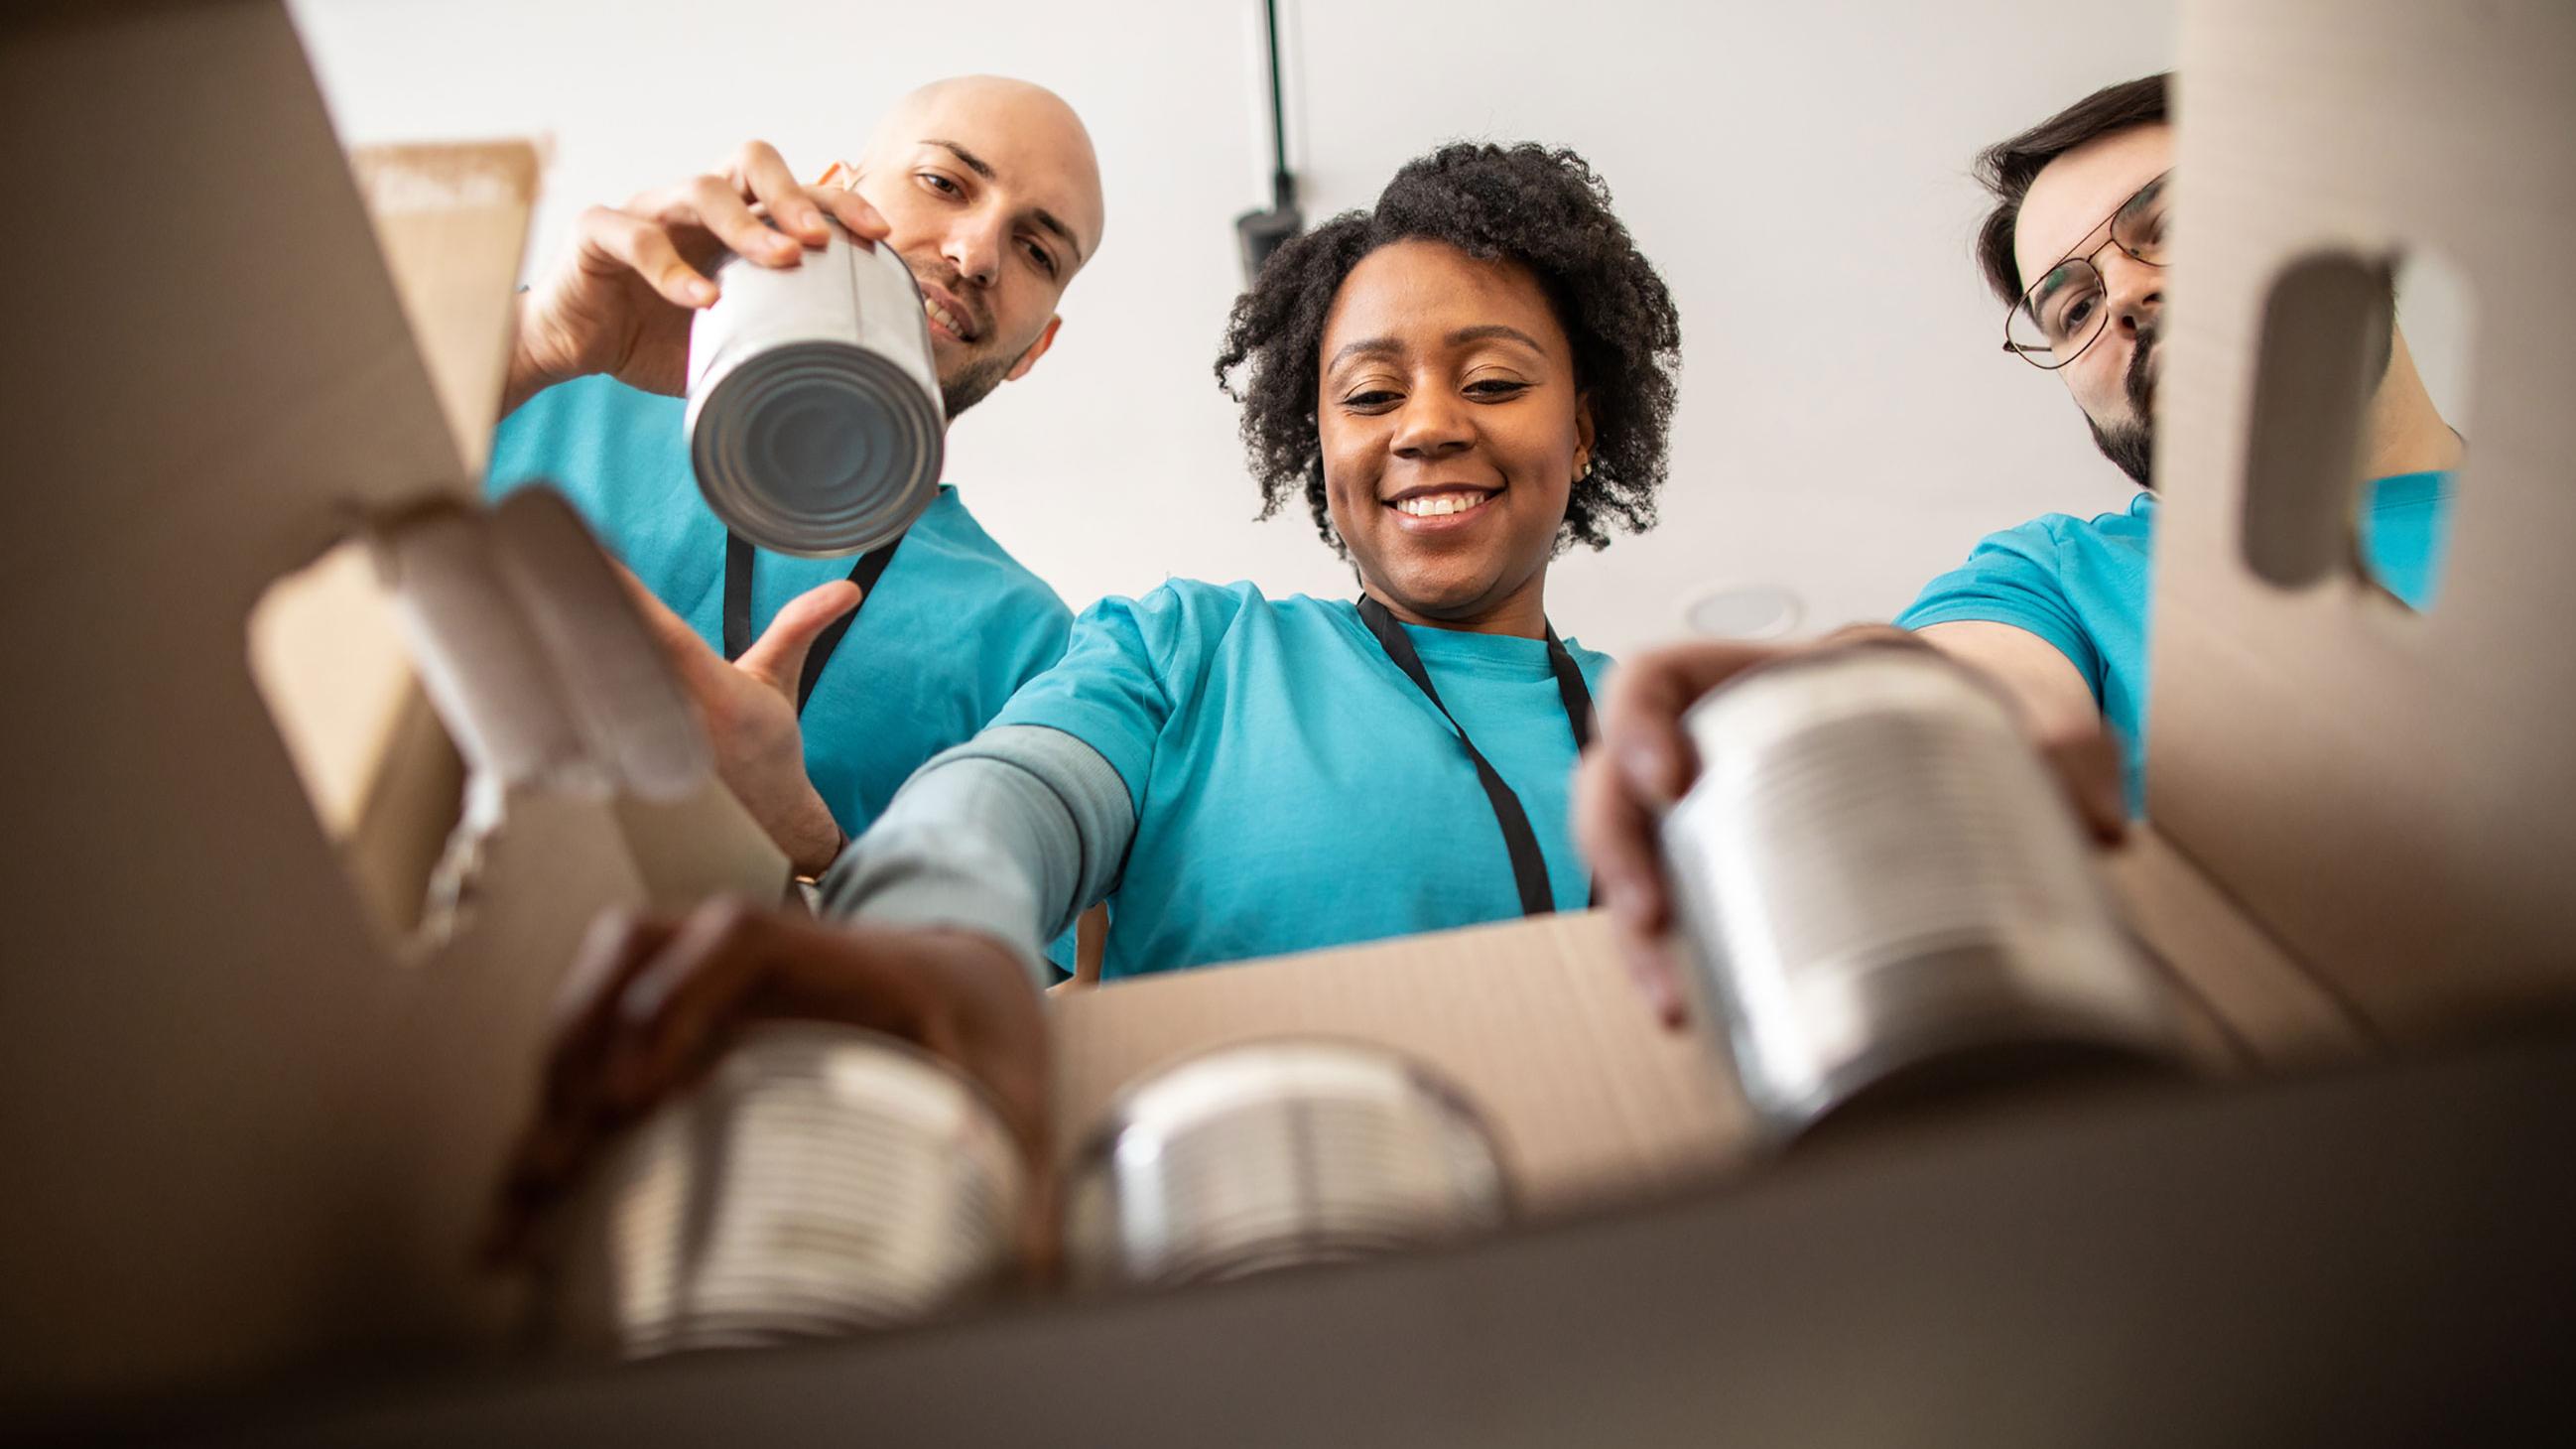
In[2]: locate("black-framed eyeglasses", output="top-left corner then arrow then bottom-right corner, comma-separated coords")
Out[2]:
2002,170 -> 2171,370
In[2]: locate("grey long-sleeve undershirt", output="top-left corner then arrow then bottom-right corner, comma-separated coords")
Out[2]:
812,724 -> 1136,988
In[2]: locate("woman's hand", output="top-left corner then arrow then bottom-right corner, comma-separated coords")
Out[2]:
504,140 -> 890,412
490,903 -> 1048,1264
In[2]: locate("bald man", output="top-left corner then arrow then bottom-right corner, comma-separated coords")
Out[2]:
489,78 -> 1107,896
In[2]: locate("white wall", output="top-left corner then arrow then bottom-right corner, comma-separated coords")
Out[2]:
288,0 -> 2172,657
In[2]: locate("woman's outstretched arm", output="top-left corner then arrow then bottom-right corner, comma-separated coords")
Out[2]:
815,724 -> 1135,987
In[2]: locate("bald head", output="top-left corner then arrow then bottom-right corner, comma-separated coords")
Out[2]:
838,75 -> 1103,418
863,75 -> 1105,264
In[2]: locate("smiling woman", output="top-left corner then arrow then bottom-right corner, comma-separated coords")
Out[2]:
787,142 -> 1684,983
1221,144 -> 1677,576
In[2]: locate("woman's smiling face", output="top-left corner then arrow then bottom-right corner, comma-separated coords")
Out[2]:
1317,238 -> 1593,632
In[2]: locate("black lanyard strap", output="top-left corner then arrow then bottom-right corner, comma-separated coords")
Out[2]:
722,531 -> 903,715
1355,594 -> 1596,917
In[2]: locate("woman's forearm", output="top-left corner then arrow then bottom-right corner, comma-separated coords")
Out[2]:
813,724 -> 1136,988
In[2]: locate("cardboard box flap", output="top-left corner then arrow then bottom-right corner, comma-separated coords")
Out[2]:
0,2 -> 767,1403
0,0 -> 487,1401
374,502 -> 596,794
472,488 -> 787,903
0,1 -> 464,595
2152,0 -> 2576,1035
364,491 -> 789,923
484,488 -> 718,802
350,141 -> 541,479
2101,827 -> 2375,1070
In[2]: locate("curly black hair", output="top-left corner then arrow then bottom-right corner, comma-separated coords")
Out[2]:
1214,142 -> 1682,556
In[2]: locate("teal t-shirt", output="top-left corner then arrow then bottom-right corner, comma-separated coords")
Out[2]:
987,580 -> 1612,980
1895,470 -> 2453,812
485,375 -> 1076,843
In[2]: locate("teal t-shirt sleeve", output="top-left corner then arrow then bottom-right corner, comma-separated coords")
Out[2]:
2355,469 -> 2453,610
1895,518 -> 2107,702
986,587 -> 1205,814
1005,593 -> 1076,693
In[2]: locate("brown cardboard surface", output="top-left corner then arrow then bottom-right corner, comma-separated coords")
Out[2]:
242,140 -> 541,936
1047,864 -> 2302,1221
247,543 -> 425,838
1052,911 -> 1757,1218
0,1 -> 778,1404
2150,1 -> 2576,1037
2101,827 -> 2377,1071
350,142 -> 542,478
9,0 -> 2569,1422
0,0 -> 484,1399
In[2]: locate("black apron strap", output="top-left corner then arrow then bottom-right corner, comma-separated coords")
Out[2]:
722,532 -> 757,662
796,538 -> 900,714
721,531 -> 905,717
1540,623 -> 1601,908
1543,624 -> 1596,753
1356,595 -> 1592,918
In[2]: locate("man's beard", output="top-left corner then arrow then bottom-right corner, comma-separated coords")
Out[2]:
2084,274 -> 2396,491
940,350 -> 1013,420
2086,324 -> 2159,489
901,254 -> 1015,422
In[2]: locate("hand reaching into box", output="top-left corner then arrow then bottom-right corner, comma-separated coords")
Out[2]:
488,902 -> 1048,1268
1575,628 -> 2126,1028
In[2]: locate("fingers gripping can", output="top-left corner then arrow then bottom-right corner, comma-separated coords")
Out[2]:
1659,644 -> 2181,1139
685,221 -> 946,558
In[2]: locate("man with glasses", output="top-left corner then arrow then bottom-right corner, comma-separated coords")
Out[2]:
1570,72 -> 2463,1023
1893,71 -> 2461,811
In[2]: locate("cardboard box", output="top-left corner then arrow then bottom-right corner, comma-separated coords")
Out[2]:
0,0 -> 785,1407
5,0 -> 2572,1431
1053,911 -> 1754,1219
2146,0 -> 2576,1037
1044,852 -> 2361,1232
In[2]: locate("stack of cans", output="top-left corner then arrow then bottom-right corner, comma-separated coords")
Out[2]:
1660,644 -> 2182,1140
1065,1040 -> 1510,1288
552,1021 -> 1024,1358
686,220 -> 946,558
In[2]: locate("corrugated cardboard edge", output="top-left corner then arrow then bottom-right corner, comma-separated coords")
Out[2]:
350,140 -> 541,478
2101,827 -> 2377,1071
1049,911 -> 1756,1219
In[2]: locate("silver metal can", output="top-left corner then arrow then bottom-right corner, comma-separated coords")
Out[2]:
1064,1039 -> 1511,1290
1659,644 -> 2181,1140
684,220 -> 946,558
549,1021 -> 1025,1358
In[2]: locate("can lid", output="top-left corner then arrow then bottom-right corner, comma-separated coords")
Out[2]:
690,340 -> 944,558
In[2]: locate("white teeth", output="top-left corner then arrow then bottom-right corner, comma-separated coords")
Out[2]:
923,297 -> 966,338
1395,492 -> 1488,517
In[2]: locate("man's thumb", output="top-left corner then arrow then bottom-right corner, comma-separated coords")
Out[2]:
613,561 -> 737,698
736,581 -> 862,696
